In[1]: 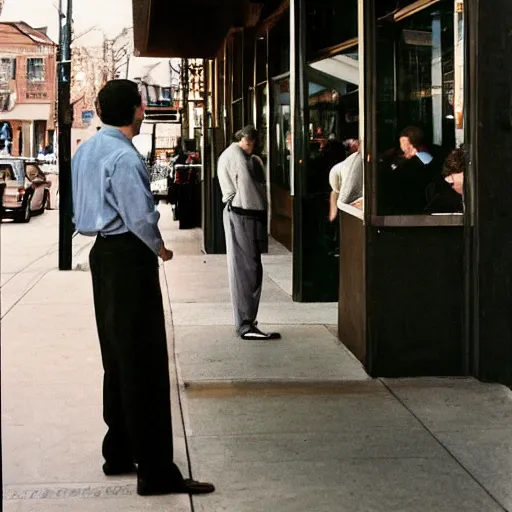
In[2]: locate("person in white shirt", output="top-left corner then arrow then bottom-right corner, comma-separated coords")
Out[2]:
328,139 -> 363,221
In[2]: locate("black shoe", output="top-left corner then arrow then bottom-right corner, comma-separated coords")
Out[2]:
103,461 -> 137,476
137,477 -> 215,496
241,327 -> 281,341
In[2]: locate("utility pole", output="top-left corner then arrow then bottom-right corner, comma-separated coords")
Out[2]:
58,0 -> 74,270
181,58 -> 189,145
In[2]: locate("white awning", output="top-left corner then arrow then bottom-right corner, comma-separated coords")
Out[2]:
0,103 -> 51,121
310,54 -> 360,86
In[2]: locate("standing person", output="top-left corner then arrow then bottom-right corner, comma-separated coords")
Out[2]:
72,80 -> 214,497
218,125 -> 281,341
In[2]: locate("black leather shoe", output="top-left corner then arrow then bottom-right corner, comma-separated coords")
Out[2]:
137,477 -> 215,496
241,327 -> 281,341
103,461 -> 137,476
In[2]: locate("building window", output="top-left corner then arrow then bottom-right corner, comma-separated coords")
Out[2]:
0,58 -> 16,82
27,58 -> 45,82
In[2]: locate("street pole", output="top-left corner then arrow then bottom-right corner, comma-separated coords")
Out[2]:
181,58 -> 189,145
58,0 -> 74,270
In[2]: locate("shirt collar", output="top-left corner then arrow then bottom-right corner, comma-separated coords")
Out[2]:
99,126 -> 133,144
417,151 -> 433,165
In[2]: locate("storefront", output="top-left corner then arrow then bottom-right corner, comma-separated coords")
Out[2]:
133,0 -> 512,385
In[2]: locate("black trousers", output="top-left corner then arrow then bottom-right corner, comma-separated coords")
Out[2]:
89,233 -> 182,482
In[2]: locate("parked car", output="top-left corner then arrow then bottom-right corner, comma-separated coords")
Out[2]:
0,157 -> 51,223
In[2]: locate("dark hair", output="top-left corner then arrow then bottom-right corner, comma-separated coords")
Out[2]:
400,126 -> 425,149
96,79 -> 142,127
234,125 -> 258,142
442,148 -> 465,177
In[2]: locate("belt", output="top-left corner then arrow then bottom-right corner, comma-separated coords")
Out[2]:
229,204 -> 266,219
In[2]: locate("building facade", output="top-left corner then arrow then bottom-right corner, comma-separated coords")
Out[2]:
133,0 -> 512,386
0,22 -> 57,157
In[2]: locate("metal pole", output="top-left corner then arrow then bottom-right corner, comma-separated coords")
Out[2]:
58,0 -> 74,270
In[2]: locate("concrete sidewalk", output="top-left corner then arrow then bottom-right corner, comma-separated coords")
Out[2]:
2,205 -> 512,511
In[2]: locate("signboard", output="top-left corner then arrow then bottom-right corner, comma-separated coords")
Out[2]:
82,110 -> 95,125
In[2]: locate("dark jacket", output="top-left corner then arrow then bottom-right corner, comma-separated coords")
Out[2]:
382,155 -> 440,215
424,178 -> 463,214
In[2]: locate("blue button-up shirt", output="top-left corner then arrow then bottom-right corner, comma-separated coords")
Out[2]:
72,127 -> 163,255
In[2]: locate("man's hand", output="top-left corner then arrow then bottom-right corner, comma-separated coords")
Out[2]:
159,245 -> 174,262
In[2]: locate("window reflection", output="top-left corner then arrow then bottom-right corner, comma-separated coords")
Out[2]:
307,47 -> 362,207
273,78 -> 291,190
376,0 -> 465,216
256,83 -> 268,163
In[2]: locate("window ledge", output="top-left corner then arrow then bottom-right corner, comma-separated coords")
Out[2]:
338,203 -> 364,220
371,214 -> 464,227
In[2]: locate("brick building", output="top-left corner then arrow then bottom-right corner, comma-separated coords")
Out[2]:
0,22 -> 57,157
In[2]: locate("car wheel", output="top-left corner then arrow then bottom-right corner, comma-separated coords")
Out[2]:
15,194 -> 32,223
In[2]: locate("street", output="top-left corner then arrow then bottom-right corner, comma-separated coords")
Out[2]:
1,208 -> 512,511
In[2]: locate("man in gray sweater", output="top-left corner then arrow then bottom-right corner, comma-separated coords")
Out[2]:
218,125 -> 281,341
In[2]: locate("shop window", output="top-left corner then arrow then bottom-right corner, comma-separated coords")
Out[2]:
272,78 -> 291,190
375,0 -> 465,216
256,83 -> 268,163
27,58 -> 45,82
306,0 -> 358,58
268,10 -> 290,78
306,46 -> 360,199
231,32 -> 243,102
232,99 -> 243,134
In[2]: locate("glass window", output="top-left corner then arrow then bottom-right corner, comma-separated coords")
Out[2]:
232,33 -> 243,101
256,82 -> 268,163
256,35 -> 267,85
272,78 -> 291,190
375,0 -> 465,216
27,58 -> 45,82
268,10 -> 290,78
306,46 -> 361,201
232,99 -> 243,135
306,0 -> 358,58
0,58 -> 16,82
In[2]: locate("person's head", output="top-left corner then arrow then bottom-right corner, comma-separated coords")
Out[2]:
235,125 -> 258,155
96,80 -> 145,138
442,147 -> 465,196
399,126 -> 425,159
346,139 -> 360,154
442,147 -> 465,177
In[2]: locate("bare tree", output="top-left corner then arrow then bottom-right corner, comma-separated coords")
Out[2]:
103,27 -> 133,80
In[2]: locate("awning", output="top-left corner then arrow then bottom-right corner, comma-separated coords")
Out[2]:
0,103 -> 51,121
132,0 -> 251,59
310,54 -> 360,87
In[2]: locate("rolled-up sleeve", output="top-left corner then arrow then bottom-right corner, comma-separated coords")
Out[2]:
108,152 -> 163,255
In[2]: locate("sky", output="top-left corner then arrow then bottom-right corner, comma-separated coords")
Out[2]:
0,0 -> 133,45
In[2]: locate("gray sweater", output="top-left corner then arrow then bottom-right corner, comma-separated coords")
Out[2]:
218,143 -> 267,211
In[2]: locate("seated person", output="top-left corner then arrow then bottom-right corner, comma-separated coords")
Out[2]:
382,126 -> 440,215
328,139 -> 363,221
425,147 -> 464,213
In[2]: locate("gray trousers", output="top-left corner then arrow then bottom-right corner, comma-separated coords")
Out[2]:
223,206 -> 266,335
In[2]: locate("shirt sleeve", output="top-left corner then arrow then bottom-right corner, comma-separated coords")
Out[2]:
108,151 -> 163,255
329,164 -> 342,194
339,153 -> 364,204
217,151 -> 236,203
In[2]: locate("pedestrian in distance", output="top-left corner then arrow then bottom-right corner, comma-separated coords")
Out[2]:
71,79 -> 214,497
218,125 -> 281,341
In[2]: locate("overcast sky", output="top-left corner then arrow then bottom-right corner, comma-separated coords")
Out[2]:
1,0 -> 133,45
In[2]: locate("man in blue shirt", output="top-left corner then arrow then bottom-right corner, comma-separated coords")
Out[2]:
72,80 -> 214,497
